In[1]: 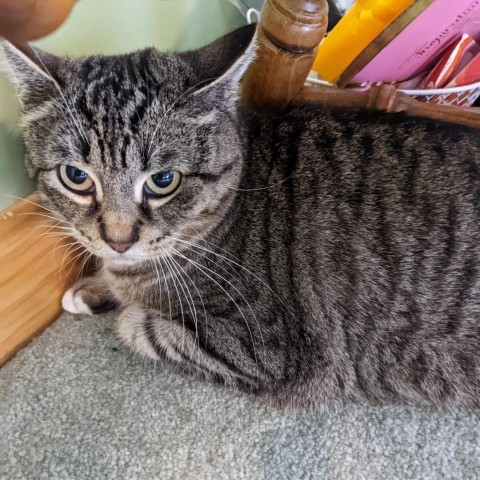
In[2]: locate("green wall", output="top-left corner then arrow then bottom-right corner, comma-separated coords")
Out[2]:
0,0 -> 245,210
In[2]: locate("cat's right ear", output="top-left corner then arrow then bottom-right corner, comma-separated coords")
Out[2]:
1,42 -> 65,107
180,24 -> 256,86
179,24 -> 256,110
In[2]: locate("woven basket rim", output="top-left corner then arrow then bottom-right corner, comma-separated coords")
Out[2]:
400,80 -> 480,96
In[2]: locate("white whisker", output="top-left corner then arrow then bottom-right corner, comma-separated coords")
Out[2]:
171,247 -> 259,367
76,252 -> 93,281
0,194 -> 66,218
169,252 -> 209,350
162,254 -> 203,372
160,253 -> 187,357
163,253 -> 199,347
175,233 -> 296,320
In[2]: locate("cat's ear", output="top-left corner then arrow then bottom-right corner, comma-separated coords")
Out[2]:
181,24 -> 257,109
1,42 -> 66,107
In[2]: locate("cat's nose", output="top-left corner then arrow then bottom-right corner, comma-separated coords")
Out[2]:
106,240 -> 135,253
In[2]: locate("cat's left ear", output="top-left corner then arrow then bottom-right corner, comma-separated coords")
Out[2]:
181,24 -> 257,109
1,42 -> 67,108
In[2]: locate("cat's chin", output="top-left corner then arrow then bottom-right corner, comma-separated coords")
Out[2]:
102,255 -> 146,267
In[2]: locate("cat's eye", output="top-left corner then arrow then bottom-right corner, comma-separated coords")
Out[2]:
144,170 -> 182,198
58,165 -> 95,194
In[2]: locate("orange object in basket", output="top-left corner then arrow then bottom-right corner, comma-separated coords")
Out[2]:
312,0 -> 415,83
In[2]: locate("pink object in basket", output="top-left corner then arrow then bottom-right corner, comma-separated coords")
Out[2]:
352,0 -> 480,84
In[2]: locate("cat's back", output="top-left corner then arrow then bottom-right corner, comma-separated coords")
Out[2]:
242,103 -> 480,337
241,106 -> 480,408
244,105 -> 480,221
248,104 -> 480,174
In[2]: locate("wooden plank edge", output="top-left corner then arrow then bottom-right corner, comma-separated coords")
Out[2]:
0,305 -> 62,367
0,193 -> 85,367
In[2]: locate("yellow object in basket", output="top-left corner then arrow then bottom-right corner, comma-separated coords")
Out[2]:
313,0 -> 415,83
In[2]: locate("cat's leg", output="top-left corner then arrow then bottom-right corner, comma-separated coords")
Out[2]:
117,305 -> 259,389
62,272 -> 118,315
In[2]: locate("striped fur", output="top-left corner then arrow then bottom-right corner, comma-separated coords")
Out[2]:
3,26 -> 480,410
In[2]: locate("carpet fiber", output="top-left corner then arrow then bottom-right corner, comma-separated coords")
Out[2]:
1,313 -> 479,480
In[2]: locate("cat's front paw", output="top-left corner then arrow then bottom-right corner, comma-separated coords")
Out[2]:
62,287 -> 94,315
62,276 -> 118,315
117,305 -> 161,359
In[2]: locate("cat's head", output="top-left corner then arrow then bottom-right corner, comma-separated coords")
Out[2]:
2,25 -> 256,265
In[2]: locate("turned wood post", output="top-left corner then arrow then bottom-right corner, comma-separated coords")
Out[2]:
242,0 -> 328,113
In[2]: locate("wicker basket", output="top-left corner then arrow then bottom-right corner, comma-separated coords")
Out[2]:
399,81 -> 480,108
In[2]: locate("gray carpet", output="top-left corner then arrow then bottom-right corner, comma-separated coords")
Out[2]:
1,314 -> 479,480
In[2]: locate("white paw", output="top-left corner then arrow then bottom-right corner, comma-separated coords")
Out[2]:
62,288 -> 93,315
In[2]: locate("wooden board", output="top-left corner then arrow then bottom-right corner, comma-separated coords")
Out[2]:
0,193 -> 85,366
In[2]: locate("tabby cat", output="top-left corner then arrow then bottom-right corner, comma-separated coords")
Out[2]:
3,25 -> 480,410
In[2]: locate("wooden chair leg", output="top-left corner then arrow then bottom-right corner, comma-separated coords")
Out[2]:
242,0 -> 328,113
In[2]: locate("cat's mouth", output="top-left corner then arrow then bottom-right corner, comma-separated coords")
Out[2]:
104,254 -> 145,266
82,240 -> 149,266
83,232 -> 200,267
99,244 -> 172,267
